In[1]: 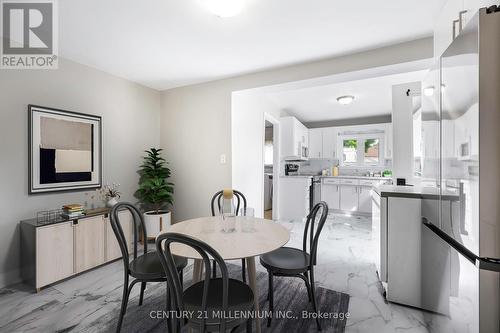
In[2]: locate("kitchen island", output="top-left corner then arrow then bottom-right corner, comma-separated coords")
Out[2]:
372,183 -> 459,312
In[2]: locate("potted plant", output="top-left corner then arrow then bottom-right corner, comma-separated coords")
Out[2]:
136,148 -> 174,239
98,183 -> 121,208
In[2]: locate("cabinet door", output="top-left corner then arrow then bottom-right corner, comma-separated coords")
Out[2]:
358,186 -> 372,213
75,216 -> 105,273
322,128 -> 337,159
321,184 -> 340,210
36,222 -> 74,288
308,129 -> 323,159
340,185 -> 358,211
105,211 -> 133,262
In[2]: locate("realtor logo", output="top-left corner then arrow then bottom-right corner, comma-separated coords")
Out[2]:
1,0 -> 58,69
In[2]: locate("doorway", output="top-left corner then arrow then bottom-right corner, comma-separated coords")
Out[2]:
263,120 -> 275,219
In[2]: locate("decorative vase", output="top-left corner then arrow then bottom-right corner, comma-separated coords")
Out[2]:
144,210 -> 171,239
106,196 -> 119,208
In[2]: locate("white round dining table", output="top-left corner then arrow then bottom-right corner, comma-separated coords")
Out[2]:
158,216 -> 290,333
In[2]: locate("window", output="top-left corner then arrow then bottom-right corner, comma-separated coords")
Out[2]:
364,139 -> 380,164
339,134 -> 384,166
342,139 -> 358,164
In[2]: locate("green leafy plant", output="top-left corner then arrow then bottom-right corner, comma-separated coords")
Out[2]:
136,148 -> 174,213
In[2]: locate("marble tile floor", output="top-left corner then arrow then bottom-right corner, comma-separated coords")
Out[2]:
0,213 -> 449,332
273,214 -> 444,333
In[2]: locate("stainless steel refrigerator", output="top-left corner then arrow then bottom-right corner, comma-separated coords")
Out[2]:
420,7 -> 500,333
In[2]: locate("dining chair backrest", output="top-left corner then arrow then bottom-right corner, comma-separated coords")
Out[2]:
110,202 -> 148,271
302,201 -> 328,266
156,232 -> 230,333
210,189 -> 247,216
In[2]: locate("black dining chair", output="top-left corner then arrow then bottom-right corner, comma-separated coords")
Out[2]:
210,189 -> 248,282
110,202 -> 188,333
156,232 -> 254,333
260,201 -> 328,330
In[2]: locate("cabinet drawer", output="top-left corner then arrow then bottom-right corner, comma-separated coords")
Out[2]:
359,180 -> 378,186
322,178 -> 341,185
340,179 -> 359,185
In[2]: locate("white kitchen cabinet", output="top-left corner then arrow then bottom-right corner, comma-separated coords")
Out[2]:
321,178 -> 340,210
308,128 -> 323,159
36,222 -> 74,289
340,179 -> 359,211
280,116 -> 308,160
322,127 -> 337,159
387,197 -> 422,308
358,186 -> 372,213
278,176 -> 311,221
75,216 -> 105,273
308,127 -> 337,160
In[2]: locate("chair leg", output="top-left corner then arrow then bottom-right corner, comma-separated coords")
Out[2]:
139,282 -> 146,306
304,272 -> 312,303
267,271 -> 274,327
246,318 -> 252,333
179,269 -> 184,287
166,283 -> 172,333
212,260 -> 217,278
309,269 -> 322,331
116,276 -> 139,333
241,258 -> 246,283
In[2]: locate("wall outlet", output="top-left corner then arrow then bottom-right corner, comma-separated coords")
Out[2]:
220,154 -> 226,164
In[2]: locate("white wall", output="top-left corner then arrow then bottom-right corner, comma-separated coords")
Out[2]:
231,91 -> 281,218
392,82 -> 421,183
0,59 -> 160,287
160,38 -> 433,223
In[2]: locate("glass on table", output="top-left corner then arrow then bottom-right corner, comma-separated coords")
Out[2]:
240,207 -> 255,233
221,212 -> 236,233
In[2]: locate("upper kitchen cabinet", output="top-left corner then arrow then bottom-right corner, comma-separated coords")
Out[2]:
280,116 -> 309,161
434,0 -> 497,58
322,127 -> 337,159
308,127 -> 338,159
308,128 -> 323,159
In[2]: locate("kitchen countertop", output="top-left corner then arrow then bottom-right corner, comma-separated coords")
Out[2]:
374,184 -> 459,201
280,175 -> 313,178
320,175 -> 391,180
282,175 -> 391,181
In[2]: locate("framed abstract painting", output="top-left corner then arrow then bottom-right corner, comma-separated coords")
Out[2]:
28,105 -> 102,194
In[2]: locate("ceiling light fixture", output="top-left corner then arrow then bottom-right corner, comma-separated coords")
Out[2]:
336,95 -> 355,105
423,86 -> 435,96
201,0 -> 247,18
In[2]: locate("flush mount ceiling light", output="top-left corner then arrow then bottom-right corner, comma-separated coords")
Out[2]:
423,86 -> 435,96
200,0 -> 247,18
336,95 -> 355,105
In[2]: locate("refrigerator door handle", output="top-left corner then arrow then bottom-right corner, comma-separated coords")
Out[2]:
422,218 -> 500,273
